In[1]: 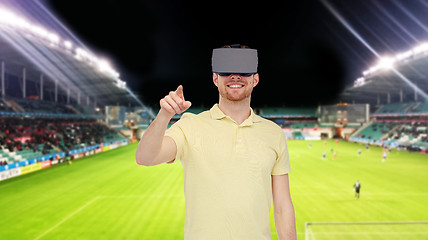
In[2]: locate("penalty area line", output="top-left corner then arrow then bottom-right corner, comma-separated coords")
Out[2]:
33,196 -> 102,240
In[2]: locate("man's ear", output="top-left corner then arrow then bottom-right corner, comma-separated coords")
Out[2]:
253,73 -> 259,87
213,73 -> 218,87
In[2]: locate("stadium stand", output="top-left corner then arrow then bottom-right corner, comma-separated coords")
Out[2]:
409,100 -> 428,113
260,107 -> 329,140
348,101 -> 428,150
384,121 -> 428,147
0,115 -> 126,164
161,102 -> 428,151
354,121 -> 399,140
0,2 -> 152,181
1,97 -> 102,115
374,102 -> 415,114
339,33 -> 428,152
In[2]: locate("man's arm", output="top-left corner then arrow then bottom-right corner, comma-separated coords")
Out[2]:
135,85 -> 191,166
272,174 -> 296,240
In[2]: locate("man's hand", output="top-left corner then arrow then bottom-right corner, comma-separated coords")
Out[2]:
136,85 -> 190,166
159,85 -> 192,119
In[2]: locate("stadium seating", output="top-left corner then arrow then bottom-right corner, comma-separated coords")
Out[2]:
0,99 -> 12,112
282,121 -> 317,129
409,100 -> 428,113
373,101 -> 428,115
12,98 -> 74,114
262,107 -> 319,140
385,123 -> 428,147
0,97 -> 102,118
292,131 -> 304,139
374,102 -> 415,114
0,115 -> 126,164
355,122 -> 398,140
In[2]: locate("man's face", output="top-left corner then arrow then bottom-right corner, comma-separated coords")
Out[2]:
213,73 -> 259,102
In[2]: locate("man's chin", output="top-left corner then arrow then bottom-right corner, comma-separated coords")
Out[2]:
225,94 -> 249,102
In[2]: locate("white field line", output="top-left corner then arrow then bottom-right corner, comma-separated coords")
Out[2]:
99,194 -> 183,199
307,231 -> 428,235
293,192 -> 428,196
306,221 -> 428,237
33,194 -> 182,240
33,196 -> 102,240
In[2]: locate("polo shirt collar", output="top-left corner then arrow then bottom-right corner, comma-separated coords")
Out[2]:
210,104 -> 262,126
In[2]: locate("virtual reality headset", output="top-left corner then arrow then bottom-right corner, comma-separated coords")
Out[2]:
212,45 -> 258,74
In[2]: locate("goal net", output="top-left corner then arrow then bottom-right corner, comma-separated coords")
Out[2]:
305,221 -> 428,240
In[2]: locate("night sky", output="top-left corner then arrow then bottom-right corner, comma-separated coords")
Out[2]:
45,0 -> 428,109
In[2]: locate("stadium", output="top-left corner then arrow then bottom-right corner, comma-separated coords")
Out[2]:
1,1 -> 428,240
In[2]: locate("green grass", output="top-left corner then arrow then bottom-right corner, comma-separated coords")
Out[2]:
1,140 -> 428,239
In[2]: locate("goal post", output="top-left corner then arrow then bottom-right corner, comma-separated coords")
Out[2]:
305,221 -> 428,240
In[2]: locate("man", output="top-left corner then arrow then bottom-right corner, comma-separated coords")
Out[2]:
136,44 -> 296,240
382,151 -> 387,162
353,180 -> 361,199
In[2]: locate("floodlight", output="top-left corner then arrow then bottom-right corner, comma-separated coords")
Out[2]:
369,66 -> 378,73
354,77 -> 365,87
356,77 -> 364,83
75,48 -> 89,59
378,57 -> 395,69
396,50 -> 413,61
47,33 -> 59,44
413,42 -> 428,54
88,55 -> 98,65
0,8 -> 17,25
0,4 -> 125,94
64,40 -> 73,49
110,70 -> 120,79
15,17 -> 31,30
115,79 -> 126,89
97,60 -> 110,73
32,26 -> 48,38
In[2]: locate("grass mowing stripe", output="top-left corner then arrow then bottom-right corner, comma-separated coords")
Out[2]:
141,164 -> 183,239
288,140 -> 428,239
1,141 -> 428,239
33,196 -> 102,240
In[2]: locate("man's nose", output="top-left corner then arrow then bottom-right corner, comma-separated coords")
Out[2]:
230,74 -> 241,79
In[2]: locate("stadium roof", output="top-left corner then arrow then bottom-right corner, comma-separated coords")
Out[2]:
340,50 -> 428,105
0,1 -> 147,109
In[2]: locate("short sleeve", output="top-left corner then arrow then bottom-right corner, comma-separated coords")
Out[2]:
164,114 -> 191,163
271,132 -> 291,175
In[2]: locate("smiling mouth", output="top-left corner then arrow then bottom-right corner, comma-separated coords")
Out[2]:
227,84 -> 244,89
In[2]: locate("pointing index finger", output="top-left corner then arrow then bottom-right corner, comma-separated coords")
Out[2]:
176,85 -> 184,100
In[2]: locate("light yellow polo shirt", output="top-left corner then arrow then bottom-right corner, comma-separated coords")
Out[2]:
165,104 -> 290,240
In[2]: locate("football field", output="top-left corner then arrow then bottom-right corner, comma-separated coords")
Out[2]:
1,140 -> 428,239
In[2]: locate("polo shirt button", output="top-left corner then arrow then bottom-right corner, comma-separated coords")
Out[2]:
237,139 -> 242,143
